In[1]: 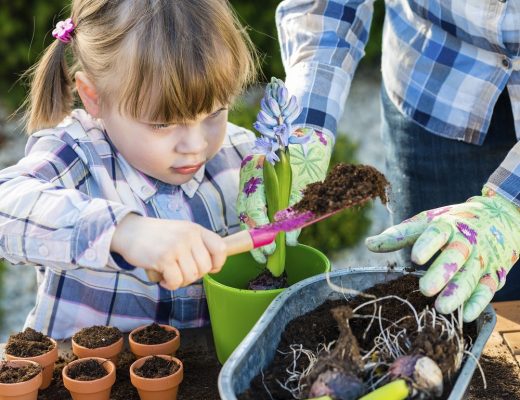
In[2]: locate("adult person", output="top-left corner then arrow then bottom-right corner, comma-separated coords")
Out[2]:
239,0 -> 520,322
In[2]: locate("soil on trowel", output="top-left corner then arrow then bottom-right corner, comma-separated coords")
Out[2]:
66,359 -> 108,381
5,327 -> 55,357
134,355 -> 180,378
0,362 -> 41,383
72,326 -> 122,348
292,163 -> 389,216
239,274 -> 478,400
131,323 -> 177,345
247,270 -> 288,290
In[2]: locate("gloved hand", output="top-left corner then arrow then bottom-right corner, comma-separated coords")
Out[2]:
237,128 -> 332,263
365,188 -> 520,322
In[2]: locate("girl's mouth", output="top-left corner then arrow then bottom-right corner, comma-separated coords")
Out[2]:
171,162 -> 204,175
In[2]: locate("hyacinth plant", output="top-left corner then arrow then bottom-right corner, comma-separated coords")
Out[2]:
252,77 -> 312,277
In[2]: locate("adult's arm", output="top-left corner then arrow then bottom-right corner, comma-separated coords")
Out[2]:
277,0 -> 377,138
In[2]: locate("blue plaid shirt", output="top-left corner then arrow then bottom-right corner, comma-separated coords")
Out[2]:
277,0 -> 520,206
0,110 -> 255,339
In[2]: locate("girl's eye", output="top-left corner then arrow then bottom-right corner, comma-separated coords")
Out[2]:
209,107 -> 227,118
149,123 -> 172,130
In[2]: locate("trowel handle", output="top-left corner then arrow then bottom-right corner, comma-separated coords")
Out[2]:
146,228 -> 278,282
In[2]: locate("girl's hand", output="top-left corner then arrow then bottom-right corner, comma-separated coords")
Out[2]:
110,214 -> 227,290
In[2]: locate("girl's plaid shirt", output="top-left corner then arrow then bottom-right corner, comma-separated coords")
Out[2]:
0,109 -> 255,339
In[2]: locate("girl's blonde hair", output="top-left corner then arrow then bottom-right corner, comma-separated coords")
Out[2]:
24,0 -> 257,133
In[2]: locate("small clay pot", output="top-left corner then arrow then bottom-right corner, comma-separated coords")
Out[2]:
5,338 -> 58,390
62,357 -> 116,400
130,355 -> 183,400
129,324 -> 180,359
72,336 -> 123,366
0,360 -> 42,400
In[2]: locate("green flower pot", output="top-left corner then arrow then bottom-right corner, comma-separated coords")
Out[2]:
203,244 -> 330,363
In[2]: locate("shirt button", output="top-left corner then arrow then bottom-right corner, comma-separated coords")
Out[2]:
141,185 -> 154,197
38,245 -> 49,257
502,58 -> 511,68
84,249 -> 96,261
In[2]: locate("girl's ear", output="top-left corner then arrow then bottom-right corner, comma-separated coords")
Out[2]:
75,71 -> 101,117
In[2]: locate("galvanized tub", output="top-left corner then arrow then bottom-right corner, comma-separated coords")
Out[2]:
219,267 -> 496,400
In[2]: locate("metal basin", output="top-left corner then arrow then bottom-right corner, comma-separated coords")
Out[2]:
219,267 -> 496,400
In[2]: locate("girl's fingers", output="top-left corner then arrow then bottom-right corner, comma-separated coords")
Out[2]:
434,252 -> 481,314
192,239 -> 213,276
201,230 -> 227,273
411,220 -> 452,265
160,261 -> 184,291
177,251 -> 199,285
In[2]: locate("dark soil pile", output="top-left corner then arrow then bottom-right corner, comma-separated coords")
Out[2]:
293,163 -> 388,215
247,270 -> 288,290
467,354 -> 520,399
5,327 -> 55,357
0,362 -> 41,383
239,274 -> 477,400
66,359 -> 108,381
131,323 -> 177,345
72,326 -> 122,348
134,356 -> 180,378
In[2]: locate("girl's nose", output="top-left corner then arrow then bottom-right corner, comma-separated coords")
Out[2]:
176,124 -> 207,154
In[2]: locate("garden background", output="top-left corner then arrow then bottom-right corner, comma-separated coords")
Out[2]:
0,0 -> 397,341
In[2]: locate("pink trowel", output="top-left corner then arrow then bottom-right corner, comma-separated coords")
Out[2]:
146,195 -> 374,283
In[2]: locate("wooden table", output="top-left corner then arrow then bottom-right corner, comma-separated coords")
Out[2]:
488,301 -> 520,368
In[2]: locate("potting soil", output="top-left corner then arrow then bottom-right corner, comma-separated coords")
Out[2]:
131,323 -> 177,345
72,326 -> 122,348
5,327 -> 54,357
134,355 -> 180,378
66,358 -> 108,381
0,362 -> 41,383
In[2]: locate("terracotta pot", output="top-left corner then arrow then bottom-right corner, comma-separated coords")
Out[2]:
0,360 -> 42,400
129,324 -> 180,359
62,357 -> 116,400
72,336 -> 123,366
130,355 -> 183,400
5,338 -> 58,390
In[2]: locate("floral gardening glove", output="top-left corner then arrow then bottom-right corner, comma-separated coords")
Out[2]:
365,187 -> 520,322
237,129 -> 332,263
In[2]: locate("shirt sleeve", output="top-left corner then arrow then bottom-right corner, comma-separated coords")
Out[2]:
276,0 -> 376,138
0,134 -> 140,270
486,141 -> 520,208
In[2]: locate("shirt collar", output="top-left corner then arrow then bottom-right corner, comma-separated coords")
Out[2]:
116,152 -> 205,202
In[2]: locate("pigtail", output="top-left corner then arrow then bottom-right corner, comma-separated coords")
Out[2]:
23,39 -> 73,134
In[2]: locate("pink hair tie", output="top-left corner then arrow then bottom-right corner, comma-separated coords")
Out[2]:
52,18 -> 75,44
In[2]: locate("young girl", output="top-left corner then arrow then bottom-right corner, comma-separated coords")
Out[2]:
0,0 -> 257,339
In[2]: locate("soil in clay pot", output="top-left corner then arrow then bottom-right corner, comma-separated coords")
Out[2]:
66,359 -> 108,380
72,326 -> 123,365
248,163 -> 389,290
238,274 -> 479,400
130,355 -> 183,400
129,323 -> 180,359
0,360 -> 42,400
5,328 -> 58,390
63,357 -> 115,400
0,361 -> 41,383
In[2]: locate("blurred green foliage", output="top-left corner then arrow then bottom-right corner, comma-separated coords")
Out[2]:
0,1 -> 384,112
229,104 -> 371,255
